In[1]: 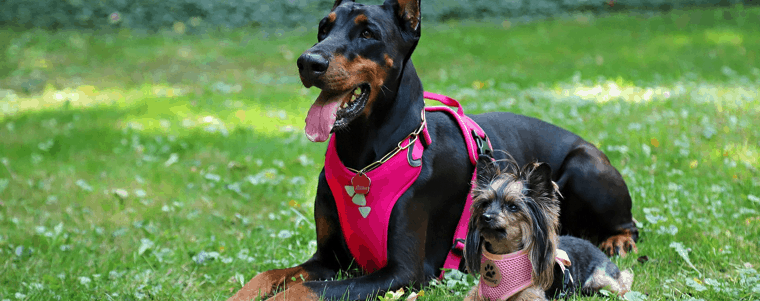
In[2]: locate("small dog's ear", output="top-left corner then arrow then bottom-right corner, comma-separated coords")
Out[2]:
526,162 -> 555,199
332,0 -> 354,10
525,200 -> 557,290
475,154 -> 498,188
464,218 -> 483,275
528,162 -> 552,185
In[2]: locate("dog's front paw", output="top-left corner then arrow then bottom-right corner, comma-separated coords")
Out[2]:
267,283 -> 320,301
228,271 -> 276,301
228,267 -> 311,301
600,232 -> 638,257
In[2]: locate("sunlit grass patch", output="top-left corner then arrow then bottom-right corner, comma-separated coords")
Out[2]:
546,76 -> 760,105
704,29 -> 744,46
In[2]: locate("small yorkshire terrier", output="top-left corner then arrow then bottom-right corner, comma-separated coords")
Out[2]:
463,155 -> 633,301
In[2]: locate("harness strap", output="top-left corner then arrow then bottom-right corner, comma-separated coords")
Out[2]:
555,249 -> 575,292
422,91 -> 465,116
422,92 -> 493,278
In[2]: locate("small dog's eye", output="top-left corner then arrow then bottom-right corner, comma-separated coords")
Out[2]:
361,29 -> 373,39
507,204 -> 519,212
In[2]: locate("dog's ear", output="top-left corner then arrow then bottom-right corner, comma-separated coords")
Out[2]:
475,154 -> 499,188
384,0 -> 421,38
464,217 -> 483,275
525,200 -> 558,290
526,162 -> 552,190
332,0 -> 354,10
526,162 -> 559,203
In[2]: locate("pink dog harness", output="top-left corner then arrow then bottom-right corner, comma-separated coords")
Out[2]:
324,92 -> 492,276
478,248 -> 572,300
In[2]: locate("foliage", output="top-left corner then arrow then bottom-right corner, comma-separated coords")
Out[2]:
1,5 -> 760,300
0,0 -> 757,31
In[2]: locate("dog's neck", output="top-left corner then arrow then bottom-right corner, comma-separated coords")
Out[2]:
334,59 -> 425,170
485,240 -> 523,255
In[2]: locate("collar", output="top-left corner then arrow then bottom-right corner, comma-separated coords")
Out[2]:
478,248 -> 572,301
345,109 -> 427,175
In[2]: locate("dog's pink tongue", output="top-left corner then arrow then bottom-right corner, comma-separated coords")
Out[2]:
305,92 -> 342,142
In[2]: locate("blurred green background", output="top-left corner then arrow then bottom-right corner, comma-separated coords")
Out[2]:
1,1 -> 759,300
0,0 -> 757,31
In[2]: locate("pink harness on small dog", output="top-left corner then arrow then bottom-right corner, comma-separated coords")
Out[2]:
478,249 -> 572,301
324,92 -> 491,275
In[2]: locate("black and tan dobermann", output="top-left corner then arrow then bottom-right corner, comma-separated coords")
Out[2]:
228,0 -> 638,300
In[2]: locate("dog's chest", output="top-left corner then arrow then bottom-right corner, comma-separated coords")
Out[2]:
324,134 -> 425,273
323,92 -> 494,276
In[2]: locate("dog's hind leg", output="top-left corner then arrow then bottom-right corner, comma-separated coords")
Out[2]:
554,143 -> 638,256
581,264 -> 634,297
617,269 -> 634,295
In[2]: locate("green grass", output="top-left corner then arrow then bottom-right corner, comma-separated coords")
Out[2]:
1,4 -> 760,300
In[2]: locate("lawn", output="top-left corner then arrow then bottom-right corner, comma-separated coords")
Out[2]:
1,4 -> 759,301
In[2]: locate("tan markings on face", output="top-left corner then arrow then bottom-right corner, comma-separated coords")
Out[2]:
474,178 -> 530,255
505,206 -> 531,252
319,54 -> 389,116
343,55 -> 388,116
327,12 -> 337,23
354,14 -> 367,24
319,54 -> 352,92
384,54 -> 394,68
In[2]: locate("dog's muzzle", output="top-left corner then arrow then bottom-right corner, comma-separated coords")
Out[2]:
297,51 -> 329,88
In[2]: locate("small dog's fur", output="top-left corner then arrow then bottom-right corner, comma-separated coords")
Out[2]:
464,155 -> 634,300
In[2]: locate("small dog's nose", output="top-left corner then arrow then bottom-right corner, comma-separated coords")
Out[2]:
482,213 -> 494,223
297,52 -> 329,75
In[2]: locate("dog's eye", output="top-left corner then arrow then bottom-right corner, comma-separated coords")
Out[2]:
507,204 -> 519,212
361,29 -> 373,39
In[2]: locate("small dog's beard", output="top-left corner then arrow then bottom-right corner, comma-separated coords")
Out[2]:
480,227 -> 523,255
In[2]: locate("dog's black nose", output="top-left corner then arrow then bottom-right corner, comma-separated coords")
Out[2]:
482,213 -> 494,223
297,52 -> 329,75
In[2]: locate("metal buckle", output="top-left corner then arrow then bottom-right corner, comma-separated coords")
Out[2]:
450,238 -> 466,256
473,131 -> 492,156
